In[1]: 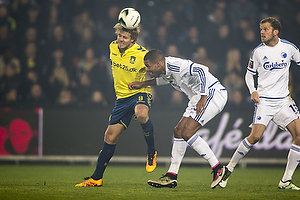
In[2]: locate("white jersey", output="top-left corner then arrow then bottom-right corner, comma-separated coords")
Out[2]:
247,38 -> 300,99
156,56 -> 224,99
156,56 -> 227,126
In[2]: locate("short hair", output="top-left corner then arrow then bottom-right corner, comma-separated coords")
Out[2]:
144,49 -> 165,63
113,23 -> 140,43
260,17 -> 282,34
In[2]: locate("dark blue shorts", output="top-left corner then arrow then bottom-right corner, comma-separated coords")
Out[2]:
109,93 -> 152,128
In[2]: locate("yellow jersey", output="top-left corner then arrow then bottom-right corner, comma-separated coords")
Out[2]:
109,41 -> 151,99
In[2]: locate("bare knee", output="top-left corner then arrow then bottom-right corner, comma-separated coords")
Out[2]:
104,131 -> 117,144
135,112 -> 149,124
181,123 -> 201,141
179,124 -> 192,141
247,124 -> 265,145
182,130 -> 193,141
104,125 -> 124,144
293,135 -> 300,146
174,125 -> 183,138
134,104 -> 149,124
246,135 -> 261,145
287,119 -> 300,146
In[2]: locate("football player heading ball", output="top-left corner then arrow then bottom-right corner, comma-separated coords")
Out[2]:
75,7 -> 157,187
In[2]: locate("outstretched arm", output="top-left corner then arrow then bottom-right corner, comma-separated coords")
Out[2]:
128,78 -> 157,90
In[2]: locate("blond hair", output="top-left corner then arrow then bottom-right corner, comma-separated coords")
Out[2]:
113,23 -> 140,43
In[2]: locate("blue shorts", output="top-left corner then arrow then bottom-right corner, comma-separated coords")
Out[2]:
109,93 -> 152,128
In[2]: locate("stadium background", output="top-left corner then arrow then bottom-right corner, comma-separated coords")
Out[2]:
0,0 -> 300,166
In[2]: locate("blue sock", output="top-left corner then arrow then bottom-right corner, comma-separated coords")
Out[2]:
140,119 -> 156,154
91,142 -> 116,180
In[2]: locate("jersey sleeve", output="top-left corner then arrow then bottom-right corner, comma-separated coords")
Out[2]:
247,43 -> 264,75
247,50 -> 257,75
291,44 -> 300,66
245,70 -> 256,94
190,63 -> 209,95
156,77 -> 169,86
245,48 -> 259,94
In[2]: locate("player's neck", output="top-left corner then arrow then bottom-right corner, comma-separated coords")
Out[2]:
265,37 -> 279,47
119,43 -> 134,54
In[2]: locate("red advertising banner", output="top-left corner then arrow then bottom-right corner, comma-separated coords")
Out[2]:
0,107 -> 42,156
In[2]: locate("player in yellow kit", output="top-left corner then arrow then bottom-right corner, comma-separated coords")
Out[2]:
75,23 -> 157,187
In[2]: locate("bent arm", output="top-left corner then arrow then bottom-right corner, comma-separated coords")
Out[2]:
128,78 -> 157,90
196,95 -> 207,115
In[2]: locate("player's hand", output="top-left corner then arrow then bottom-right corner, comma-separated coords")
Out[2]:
251,91 -> 260,103
196,95 -> 207,116
128,82 -> 143,90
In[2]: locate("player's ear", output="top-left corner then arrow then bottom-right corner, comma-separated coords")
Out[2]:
157,60 -> 162,67
274,29 -> 279,36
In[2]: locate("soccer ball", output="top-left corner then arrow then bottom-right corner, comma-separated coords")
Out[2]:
118,8 -> 141,29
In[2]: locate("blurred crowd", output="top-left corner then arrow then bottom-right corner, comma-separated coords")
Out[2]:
0,0 -> 300,110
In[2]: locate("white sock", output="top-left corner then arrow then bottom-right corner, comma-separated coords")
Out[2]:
167,138 -> 188,175
282,144 -> 300,182
187,133 -> 219,168
227,138 -> 252,172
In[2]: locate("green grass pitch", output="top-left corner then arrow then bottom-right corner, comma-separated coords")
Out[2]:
0,164 -> 299,200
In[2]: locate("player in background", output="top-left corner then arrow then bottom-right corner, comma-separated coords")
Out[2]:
219,17 -> 300,190
75,20 -> 157,187
129,49 -> 227,189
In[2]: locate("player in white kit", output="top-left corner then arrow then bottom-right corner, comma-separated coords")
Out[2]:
219,17 -> 300,190
128,49 -> 227,189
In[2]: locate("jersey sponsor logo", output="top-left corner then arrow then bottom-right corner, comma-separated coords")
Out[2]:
112,61 -> 137,72
263,61 -> 287,70
130,56 -> 136,64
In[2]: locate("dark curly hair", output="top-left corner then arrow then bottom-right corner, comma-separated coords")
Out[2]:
260,17 -> 282,35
